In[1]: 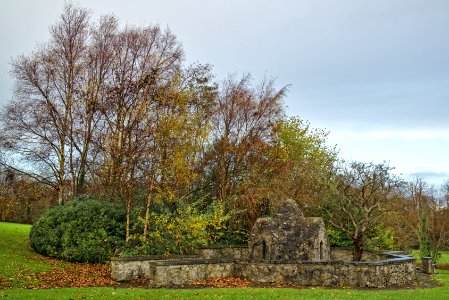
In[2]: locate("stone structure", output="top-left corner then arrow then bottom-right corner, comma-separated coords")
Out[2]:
421,257 -> 435,274
236,253 -> 416,288
111,251 -> 416,288
111,199 -> 417,288
249,199 -> 330,261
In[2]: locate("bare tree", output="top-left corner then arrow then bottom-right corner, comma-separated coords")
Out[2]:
405,178 -> 449,262
197,75 -> 287,229
69,15 -> 118,196
324,161 -> 403,261
208,75 -> 286,201
2,3 -> 91,204
442,179 -> 449,206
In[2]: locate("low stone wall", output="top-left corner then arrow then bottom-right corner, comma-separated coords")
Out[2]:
111,246 -> 247,281
236,255 -> 416,288
150,259 -> 235,287
111,255 -> 198,281
111,251 -> 416,288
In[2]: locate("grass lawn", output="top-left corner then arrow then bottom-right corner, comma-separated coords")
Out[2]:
0,222 -> 53,288
1,221 -> 449,299
0,272 -> 448,300
411,249 -> 449,266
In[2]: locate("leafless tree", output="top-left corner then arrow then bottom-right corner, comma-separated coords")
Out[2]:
2,3 -> 91,204
325,161 -> 403,261
208,74 -> 286,201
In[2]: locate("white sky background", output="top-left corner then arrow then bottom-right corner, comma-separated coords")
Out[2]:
0,0 -> 448,186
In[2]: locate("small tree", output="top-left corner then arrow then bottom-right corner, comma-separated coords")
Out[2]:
417,212 -> 432,258
324,161 -> 403,261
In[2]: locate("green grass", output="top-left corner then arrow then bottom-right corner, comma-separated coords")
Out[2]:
0,222 -> 53,288
0,273 -> 447,300
410,249 -> 449,265
438,252 -> 449,264
1,221 -> 449,299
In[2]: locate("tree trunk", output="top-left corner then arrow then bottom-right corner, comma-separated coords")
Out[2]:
125,188 -> 133,244
57,185 -> 64,205
125,157 -> 136,243
353,236 -> 363,261
143,179 -> 154,241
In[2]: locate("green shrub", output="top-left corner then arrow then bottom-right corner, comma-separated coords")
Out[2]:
29,199 -> 126,263
123,201 -> 231,256
326,227 -> 353,247
366,225 -> 395,251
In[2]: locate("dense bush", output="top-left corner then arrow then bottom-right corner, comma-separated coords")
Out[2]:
29,199 -> 126,263
366,225 -> 395,251
326,227 -> 353,247
123,201 -> 233,256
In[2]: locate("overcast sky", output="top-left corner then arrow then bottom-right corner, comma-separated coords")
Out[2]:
1,0 -> 448,185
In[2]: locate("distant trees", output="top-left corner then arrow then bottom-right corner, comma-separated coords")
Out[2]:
387,178 -> 449,262
0,167 -> 52,223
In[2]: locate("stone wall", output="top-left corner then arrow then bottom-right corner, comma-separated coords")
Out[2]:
111,255 -> 198,281
111,200 -> 416,288
236,258 -> 416,288
150,259 -> 235,287
111,247 -> 246,281
198,246 -> 248,259
111,251 -> 416,288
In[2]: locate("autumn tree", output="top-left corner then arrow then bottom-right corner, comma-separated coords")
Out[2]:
395,178 -> 449,262
267,117 -> 337,214
324,161 -> 403,261
139,64 -> 216,240
205,74 -> 286,226
0,165 -> 15,221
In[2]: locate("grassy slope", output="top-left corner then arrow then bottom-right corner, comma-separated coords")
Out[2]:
0,222 -> 53,288
1,221 -> 449,299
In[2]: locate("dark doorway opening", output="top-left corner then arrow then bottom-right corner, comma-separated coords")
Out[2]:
262,240 -> 268,260
319,241 -> 323,260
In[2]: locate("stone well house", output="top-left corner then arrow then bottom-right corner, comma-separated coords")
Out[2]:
248,199 -> 330,261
